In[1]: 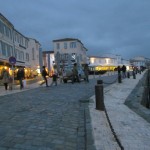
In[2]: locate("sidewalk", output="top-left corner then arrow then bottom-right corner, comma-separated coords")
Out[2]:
0,78 -> 52,96
89,71 -> 150,150
0,75 -> 102,97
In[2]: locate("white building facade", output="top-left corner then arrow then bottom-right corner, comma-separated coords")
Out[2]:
130,56 -> 150,69
53,38 -> 88,69
0,13 -> 41,78
89,54 -> 131,71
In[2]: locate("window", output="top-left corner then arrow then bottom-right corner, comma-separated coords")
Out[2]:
15,33 -> 17,41
1,42 -> 6,56
32,48 -> 35,60
7,45 -> 11,57
14,49 -> 18,59
56,43 -> 60,49
9,28 -> 12,40
15,49 -> 24,61
5,26 -> 9,37
0,41 -> 13,57
70,42 -> 76,48
26,53 -> 29,61
0,20 -> 12,40
36,43 -> 38,50
25,39 -> 28,48
64,42 -> 67,49
0,21 -> 4,34
20,36 -> 23,46
64,53 -> 68,60
18,51 -> 24,61
17,34 -> 19,43
0,20 -> 4,34
0,41 -> 1,54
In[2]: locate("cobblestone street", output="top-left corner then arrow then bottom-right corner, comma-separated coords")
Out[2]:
0,79 -> 98,150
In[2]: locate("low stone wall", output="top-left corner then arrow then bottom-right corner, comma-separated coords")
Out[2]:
125,70 -> 150,123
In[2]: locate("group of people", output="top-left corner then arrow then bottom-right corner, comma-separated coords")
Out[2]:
1,67 -> 25,90
41,66 -> 58,87
41,63 -> 90,87
1,64 -> 89,90
117,65 -> 127,78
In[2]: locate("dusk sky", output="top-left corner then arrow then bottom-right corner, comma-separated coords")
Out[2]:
0,0 -> 150,59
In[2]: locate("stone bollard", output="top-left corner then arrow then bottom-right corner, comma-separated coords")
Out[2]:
127,72 -> 130,78
97,80 -> 103,84
118,73 -> 122,83
95,80 -> 104,111
133,71 -> 136,79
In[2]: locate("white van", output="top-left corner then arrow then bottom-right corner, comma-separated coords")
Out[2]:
62,66 -> 85,83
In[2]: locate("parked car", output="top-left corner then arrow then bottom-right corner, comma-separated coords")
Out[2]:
62,66 -> 85,83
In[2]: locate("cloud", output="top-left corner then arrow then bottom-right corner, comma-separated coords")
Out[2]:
0,0 -> 150,59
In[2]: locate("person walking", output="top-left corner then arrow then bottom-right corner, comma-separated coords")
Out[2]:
1,68 -> 10,90
58,68 -> 63,83
72,63 -> 80,83
50,71 -> 58,86
117,66 -> 122,83
17,67 -> 25,89
84,64 -> 89,82
117,66 -> 121,74
41,66 -> 49,87
122,65 -> 126,78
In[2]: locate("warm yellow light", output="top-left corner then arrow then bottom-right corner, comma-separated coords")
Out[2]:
106,58 -> 109,64
90,58 -> 95,64
37,68 -> 40,74
126,66 -> 129,71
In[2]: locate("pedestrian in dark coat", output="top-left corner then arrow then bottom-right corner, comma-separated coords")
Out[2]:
50,71 -> 58,86
84,64 -> 89,82
117,66 -> 121,74
122,65 -> 127,78
41,66 -> 49,87
17,67 -> 25,89
72,63 -> 80,83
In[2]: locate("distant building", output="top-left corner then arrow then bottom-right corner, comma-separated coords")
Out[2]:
89,55 -> 117,71
0,13 -> 41,78
89,54 -> 131,71
130,56 -> 150,69
53,38 -> 88,70
42,51 -> 54,76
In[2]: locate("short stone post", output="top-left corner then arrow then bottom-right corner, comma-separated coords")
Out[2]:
118,73 -> 122,83
133,71 -> 136,79
95,80 -> 105,111
127,72 -> 130,78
